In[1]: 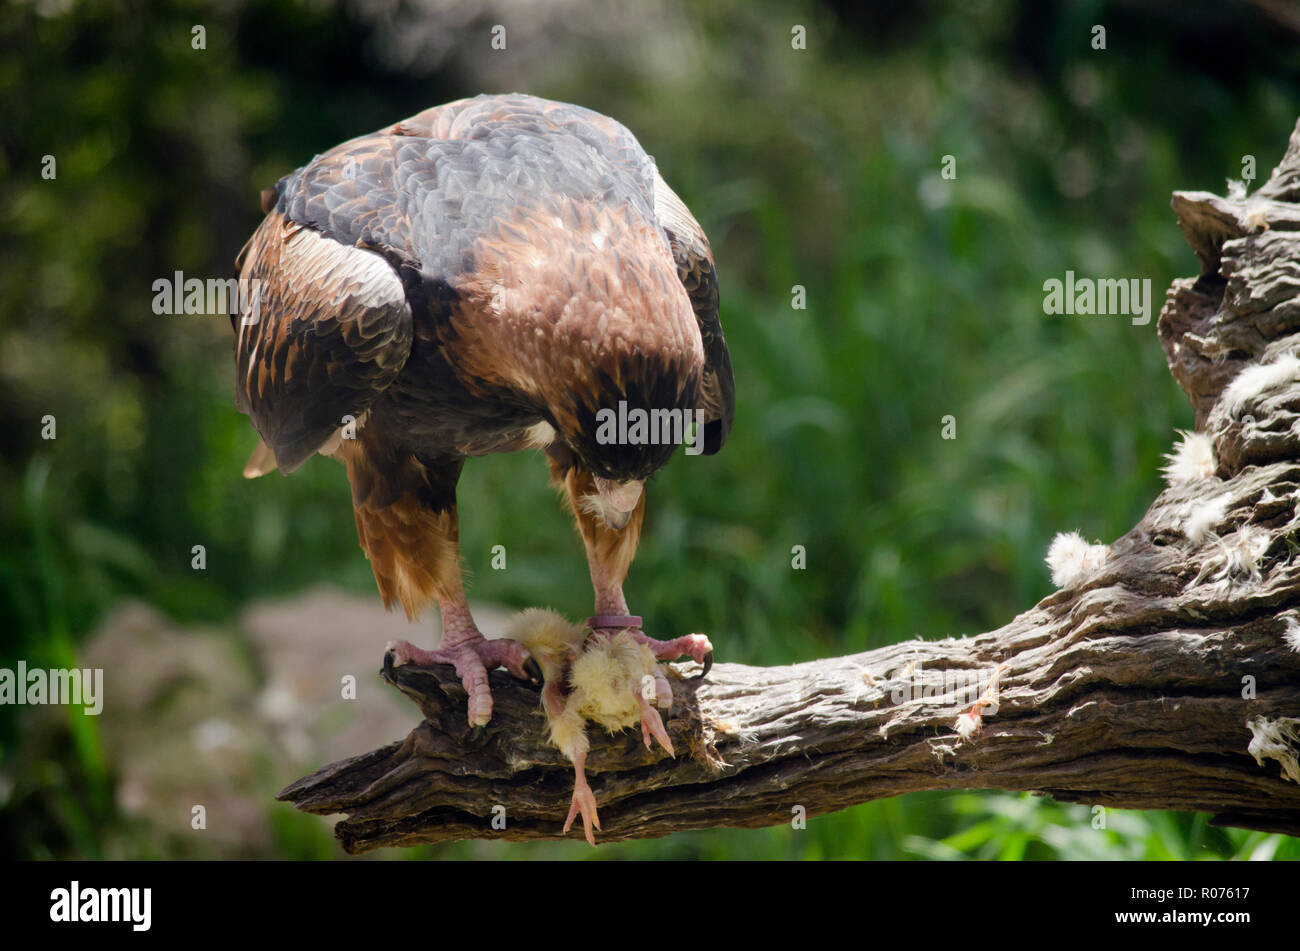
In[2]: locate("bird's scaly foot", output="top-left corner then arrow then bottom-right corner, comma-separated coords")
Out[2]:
628,631 -> 714,680
587,614 -> 713,679
384,633 -> 540,727
564,752 -> 600,846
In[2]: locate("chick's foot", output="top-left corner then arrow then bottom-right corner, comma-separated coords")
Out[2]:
564,752 -> 601,846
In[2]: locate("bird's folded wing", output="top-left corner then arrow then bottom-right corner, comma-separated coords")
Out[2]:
653,170 -> 735,454
233,211 -> 413,473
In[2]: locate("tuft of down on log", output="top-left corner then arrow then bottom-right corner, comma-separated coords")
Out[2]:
279,119 -> 1300,854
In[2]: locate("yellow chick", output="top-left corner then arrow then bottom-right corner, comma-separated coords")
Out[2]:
504,608 -> 674,845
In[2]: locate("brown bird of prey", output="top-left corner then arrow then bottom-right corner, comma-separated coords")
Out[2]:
232,93 -> 734,728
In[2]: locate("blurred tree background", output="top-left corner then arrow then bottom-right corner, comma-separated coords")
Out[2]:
3,0 -> 1299,859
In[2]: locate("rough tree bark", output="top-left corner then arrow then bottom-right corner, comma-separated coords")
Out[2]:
279,119 -> 1300,853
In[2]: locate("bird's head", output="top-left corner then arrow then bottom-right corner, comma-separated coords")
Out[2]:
556,354 -> 702,530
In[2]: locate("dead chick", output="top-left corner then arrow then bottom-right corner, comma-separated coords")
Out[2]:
505,608 -> 674,845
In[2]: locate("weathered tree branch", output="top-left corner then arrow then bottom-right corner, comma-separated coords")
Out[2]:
279,119 -> 1300,853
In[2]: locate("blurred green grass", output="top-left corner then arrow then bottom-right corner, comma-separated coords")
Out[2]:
3,0 -> 1300,859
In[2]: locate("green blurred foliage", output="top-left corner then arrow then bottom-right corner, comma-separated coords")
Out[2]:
2,0 -> 1299,859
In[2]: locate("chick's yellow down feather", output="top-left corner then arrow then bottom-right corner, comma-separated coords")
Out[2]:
570,632 -> 659,733
503,609 -> 659,751
504,607 -> 586,680
503,608 -> 591,760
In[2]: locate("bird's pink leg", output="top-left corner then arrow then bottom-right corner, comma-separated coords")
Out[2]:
558,461 -> 714,687
563,751 -> 600,846
589,558 -> 713,675
386,585 -> 539,727
630,630 -> 714,669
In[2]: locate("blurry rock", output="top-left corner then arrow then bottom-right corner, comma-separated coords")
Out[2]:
76,601 -> 266,856
240,586 -> 516,765
25,587 -> 521,858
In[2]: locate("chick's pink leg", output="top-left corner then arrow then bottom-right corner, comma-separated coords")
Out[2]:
637,690 -> 674,756
563,751 -> 600,847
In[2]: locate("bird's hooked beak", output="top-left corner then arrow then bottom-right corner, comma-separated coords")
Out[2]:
592,477 -> 644,530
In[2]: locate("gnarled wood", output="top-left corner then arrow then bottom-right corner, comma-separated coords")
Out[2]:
279,118 -> 1300,853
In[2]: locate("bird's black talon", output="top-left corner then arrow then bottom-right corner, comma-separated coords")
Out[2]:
694,651 -> 713,680
524,657 -> 544,686
468,725 -> 486,745
382,649 -> 396,675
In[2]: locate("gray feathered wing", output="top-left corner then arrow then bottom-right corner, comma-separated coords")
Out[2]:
653,171 -> 735,454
